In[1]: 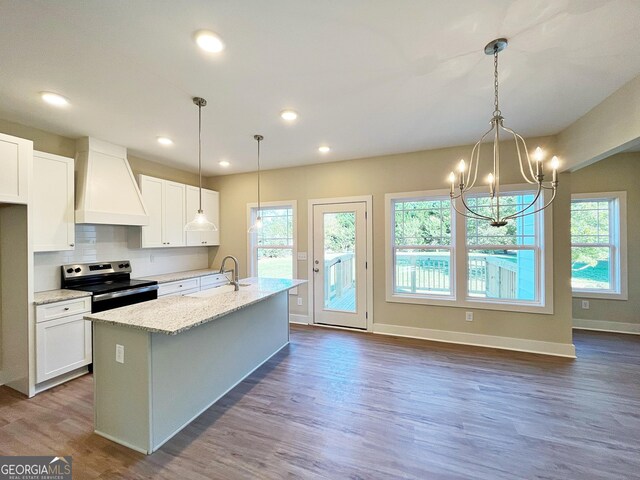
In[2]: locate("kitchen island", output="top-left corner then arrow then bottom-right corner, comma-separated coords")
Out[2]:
85,277 -> 306,454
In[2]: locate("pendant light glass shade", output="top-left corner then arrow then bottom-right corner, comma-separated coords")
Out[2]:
185,96 -> 218,232
248,134 -> 264,233
186,210 -> 217,231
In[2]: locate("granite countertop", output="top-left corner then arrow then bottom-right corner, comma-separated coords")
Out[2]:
34,289 -> 92,306
84,277 -> 307,335
136,269 -> 224,284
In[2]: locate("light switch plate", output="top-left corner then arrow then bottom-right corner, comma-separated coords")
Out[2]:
581,300 -> 590,309
465,312 -> 473,322
115,344 -> 125,364
297,252 -> 307,261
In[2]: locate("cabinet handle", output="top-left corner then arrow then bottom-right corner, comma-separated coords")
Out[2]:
69,243 -> 75,247
64,307 -> 70,311
179,284 -> 183,288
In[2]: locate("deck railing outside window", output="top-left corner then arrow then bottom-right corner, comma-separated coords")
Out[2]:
394,252 -> 517,298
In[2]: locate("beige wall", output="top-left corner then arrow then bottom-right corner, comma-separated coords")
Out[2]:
0,118 -> 199,186
570,152 -> 640,325
558,74 -> 640,171
208,136 -> 574,346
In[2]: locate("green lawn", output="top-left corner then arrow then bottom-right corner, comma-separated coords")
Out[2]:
257,257 -> 292,278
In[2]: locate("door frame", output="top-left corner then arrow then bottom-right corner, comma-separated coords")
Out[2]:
307,195 -> 373,331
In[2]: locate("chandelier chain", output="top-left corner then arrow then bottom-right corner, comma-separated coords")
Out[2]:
493,50 -> 501,118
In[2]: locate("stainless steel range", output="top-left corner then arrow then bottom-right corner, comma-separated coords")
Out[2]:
61,261 -> 158,313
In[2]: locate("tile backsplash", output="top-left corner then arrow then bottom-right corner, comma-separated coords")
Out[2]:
34,224 -> 210,291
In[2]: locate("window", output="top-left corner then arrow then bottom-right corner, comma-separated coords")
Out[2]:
386,187 -> 552,313
247,201 -> 297,280
570,192 -> 627,299
465,193 -> 539,303
391,196 -> 454,298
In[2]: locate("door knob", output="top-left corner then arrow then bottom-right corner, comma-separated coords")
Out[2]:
313,268 -> 319,273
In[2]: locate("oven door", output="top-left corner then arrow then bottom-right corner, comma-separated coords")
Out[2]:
92,285 -> 159,313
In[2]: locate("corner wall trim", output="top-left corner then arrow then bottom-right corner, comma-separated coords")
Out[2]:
289,314 -> 310,325
573,318 -> 640,335
372,324 -> 576,358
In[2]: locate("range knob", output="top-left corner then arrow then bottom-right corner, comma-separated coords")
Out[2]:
66,268 -> 73,274
74,267 -> 81,273
124,263 -> 130,268
119,264 -> 125,269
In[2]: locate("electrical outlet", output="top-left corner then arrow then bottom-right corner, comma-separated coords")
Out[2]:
581,300 -> 590,309
297,252 -> 308,261
115,344 -> 125,364
149,254 -> 155,263
297,297 -> 303,306
465,312 -> 473,322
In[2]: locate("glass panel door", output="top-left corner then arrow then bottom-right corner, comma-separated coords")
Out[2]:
313,202 -> 367,329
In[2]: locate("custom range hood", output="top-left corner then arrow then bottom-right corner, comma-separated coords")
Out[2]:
75,137 -> 149,225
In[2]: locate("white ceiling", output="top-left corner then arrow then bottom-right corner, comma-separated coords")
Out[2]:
1,0 -> 640,175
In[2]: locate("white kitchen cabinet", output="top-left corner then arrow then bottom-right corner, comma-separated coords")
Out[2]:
157,277 -> 200,297
0,132 -> 31,204
32,151 -> 75,252
35,297 -> 92,383
139,175 -> 186,248
185,186 -> 220,246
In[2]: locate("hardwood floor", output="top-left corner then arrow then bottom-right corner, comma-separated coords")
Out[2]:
1,326 -> 639,479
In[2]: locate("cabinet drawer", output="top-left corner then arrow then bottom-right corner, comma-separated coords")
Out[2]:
36,297 -> 91,323
158,278 -> 200,297
200,273 -> 229,290
36,314 -> 92,383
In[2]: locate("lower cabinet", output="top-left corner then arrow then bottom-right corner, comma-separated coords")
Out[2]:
35,298 -> 92,383
158,277 -> 201,297
157,273 -> 230,297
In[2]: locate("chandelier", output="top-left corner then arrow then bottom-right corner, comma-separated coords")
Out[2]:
448,38 -> 559,227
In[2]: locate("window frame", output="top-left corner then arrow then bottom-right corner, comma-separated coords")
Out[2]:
246,200 -> 298,292
385,184 -> 554,314
570,192 -> 627,300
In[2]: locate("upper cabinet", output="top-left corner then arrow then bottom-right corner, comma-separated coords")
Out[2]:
0,132 -> 32,204
185,186 -> 220,246
32,151 -> 75,252
139,175 -> 186,248
137,175 -> 219,249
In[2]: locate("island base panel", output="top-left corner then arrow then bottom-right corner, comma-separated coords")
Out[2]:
93,291 -> 290,454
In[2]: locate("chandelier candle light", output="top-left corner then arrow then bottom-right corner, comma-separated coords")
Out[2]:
448,38 -> 559,227
248,134 -> 264,232
185,96 -> 218,232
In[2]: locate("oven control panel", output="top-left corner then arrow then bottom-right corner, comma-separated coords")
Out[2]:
62,261 -> 132,279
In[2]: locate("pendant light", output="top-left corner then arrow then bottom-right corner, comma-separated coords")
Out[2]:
248,134 -> 264,232
185,96 -> 218,232
448,38 -> 559,227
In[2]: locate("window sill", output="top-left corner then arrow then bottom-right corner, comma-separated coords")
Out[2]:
387,293 -> 553,314
572,291 -> 627,300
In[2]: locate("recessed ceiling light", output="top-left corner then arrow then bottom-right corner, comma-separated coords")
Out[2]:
40,92 -> 69,107
280,110 -> 298,121
157,136 -> 173,146
219,160 -> 230,167
318,146 -> 331,153
194,30 -> 224,53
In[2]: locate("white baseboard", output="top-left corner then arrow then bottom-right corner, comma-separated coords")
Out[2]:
573,318 -> 640,335
289,314 -> 310,325
372,323 -> 576,358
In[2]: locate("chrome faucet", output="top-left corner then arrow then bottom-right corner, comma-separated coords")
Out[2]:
219,255 -> 240,291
